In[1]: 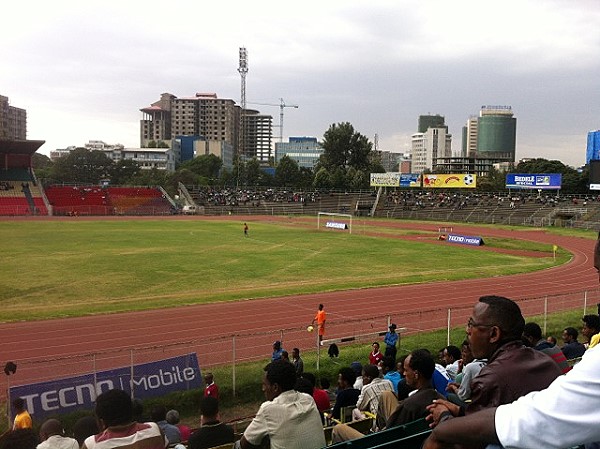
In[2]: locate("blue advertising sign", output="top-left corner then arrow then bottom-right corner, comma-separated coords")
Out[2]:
400,174 -> 421,188
9,353 -> 201,421
445,234 -> 484,246
505,173 -> 562,190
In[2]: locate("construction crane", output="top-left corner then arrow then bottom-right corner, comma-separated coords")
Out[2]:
247,98 -> 299,143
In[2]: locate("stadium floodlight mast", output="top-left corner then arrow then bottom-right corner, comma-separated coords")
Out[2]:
317,212 -> 353,234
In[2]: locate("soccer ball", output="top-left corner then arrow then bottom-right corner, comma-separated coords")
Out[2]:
463,175 -> 474,185
307,325 -> 314,333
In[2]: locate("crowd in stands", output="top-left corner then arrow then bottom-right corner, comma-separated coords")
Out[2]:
191,187 -> 322,208
3,295 -> 600,449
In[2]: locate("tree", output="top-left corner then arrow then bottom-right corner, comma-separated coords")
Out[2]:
51,148 -> 113,184
245,158 -> 262,187
313,167 -> 332,189
477,166 -> 507,192
179,154 -> 223,180
110,160 -> 141,185
320,122 -> 373,172
274,156 -> 300,187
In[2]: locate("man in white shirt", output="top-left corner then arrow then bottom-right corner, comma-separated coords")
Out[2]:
423,345 -> 600,449
239,360 -> 325,449
37,419 -> 79,449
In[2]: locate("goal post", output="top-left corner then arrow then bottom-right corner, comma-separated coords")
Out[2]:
317,212 -> 353,234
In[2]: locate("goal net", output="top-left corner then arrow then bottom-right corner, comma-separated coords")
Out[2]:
317,212 -> 353,234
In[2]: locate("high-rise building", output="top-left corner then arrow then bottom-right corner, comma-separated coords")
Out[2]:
412,115 -> 452,173
140,92 -> 272,163
275,137 -> 323,169
476,105 -> 516,161
586,130 -> 600,164
0,95 -> 27,140
461,116 -> 478,158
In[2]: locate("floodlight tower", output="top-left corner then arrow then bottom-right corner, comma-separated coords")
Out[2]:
238,47 -> 248,158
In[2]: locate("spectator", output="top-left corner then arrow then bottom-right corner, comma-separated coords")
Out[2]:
203,372 -> 219,399
82,389 -> 167,449
350,361 -> 363,391
72,416 -> 99,447
561,326 -> 586,359
426,295 -> 562,427
12,397 -> 32,430
150,404 -> 181,445
352,363 -> 394,420
37,418 -> 78,449
546,335 -> 557,346
582,314 -> 600,349
291,347 -> 304,377
0,429 -> 37,449
368,342 -> 384,365
238,360 -> 325,449
302,372 -> 330,415
382,355 -> 401,393
320,377 -> 337,403
441,345 -> 462,380
523,321 -> 570,373
166,410 -> 191,442
331,367 -> 360,420
446,340 -> 487,407
188,397 -> 234,449
131,398 -> 148,423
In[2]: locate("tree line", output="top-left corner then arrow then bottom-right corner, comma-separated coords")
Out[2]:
32,123 -> 592,195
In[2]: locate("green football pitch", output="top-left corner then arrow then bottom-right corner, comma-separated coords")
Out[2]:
0,218 -> 566,322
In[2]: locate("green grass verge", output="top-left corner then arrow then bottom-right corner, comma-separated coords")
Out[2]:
0,219 -> 570,322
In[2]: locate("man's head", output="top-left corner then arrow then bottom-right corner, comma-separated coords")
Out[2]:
292,348 -> 300,359
166,409 -> 180,425
338,367 -> 357,389
12,397 -> 25,413
582,314 -> 600,341
302,372 -> 316,388
389,323 -> 397,332
262,360 -> 296,401
273,341 -> 281,351
562,327 -> 579,343
281,350 -> 289,361
467,295 -> 525,359
404,349 -> 435,389
442,345 -> 461,365
460,340 -> 473,364
94,389 -> 133,429
361,364 -> 380,385
372,342 -> 380,353
39,418 -> 64,441
150,404 -> 167,422
318,304 -> 324,311
200,396 -> 219,421
523,322 -> 543,345
381,356 -> 395,374
204,372 -> 214,385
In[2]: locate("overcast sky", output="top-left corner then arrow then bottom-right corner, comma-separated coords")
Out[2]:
3,0 -> 599,167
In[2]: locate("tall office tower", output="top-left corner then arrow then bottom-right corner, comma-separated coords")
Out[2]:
476,105 -> 516,162
275,137 -> 323,169
140,93 -> 175,147
418,114 -> 446,133
586,130 -> 600,164
0,95 -> 27,140
242,109 -> 273,163
411,127 -> 452,173
461,116 -> 478,158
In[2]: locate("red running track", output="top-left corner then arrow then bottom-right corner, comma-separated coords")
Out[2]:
0,219 -> 598,388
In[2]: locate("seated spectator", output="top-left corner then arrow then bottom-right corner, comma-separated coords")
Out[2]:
0,428 -> 37,449
546,335 -> 557,346
352,363 -> 394,421
331,367 -> 360,420
238,360 -> 325,449
320,377 -> 337,403
351,361 -> 363,391
37,418 -> 79,449
72,416 -> 99,447
131,398 -> 148,423
523,321 -> 570,373
82,389 -> 167,449
432,355 -> 450,398
302,372 -> 331,415
166,409 -> 191,442
150,404 -> 181,445
446,340 -> 487,407
188,396 -> 234,449
561,326 -> 586,359
382,356 -> 401,393
441,345 -> 462,380
395,354 -> 415,400
582,314 -> 600,349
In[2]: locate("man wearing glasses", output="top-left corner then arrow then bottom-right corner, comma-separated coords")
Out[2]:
426,295 -> 561,428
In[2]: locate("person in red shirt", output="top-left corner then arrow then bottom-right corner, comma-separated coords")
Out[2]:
203,372 -> 219,399
369,342 -> 384,365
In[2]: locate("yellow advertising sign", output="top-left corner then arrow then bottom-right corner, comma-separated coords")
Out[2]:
422,174 -> 477,189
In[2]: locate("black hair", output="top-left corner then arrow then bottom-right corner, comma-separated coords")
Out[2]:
150,404 -> 167,422
382,356 -> 396,371
408,349 -> 435,380
0,428 -> 38,449
94,389 -> 133,427
363,364 -> 379,379
72,416 -> 99,446
445,345 -> 462,361
264,360 -> 296,392
294,377 -> 314,395
479,295 -> 525,340
523,322 -> 543,340
338,367 -> 357,386
321,378 -> 331,389
564,326 -> 578,339
12,397 -> 25,410
200,396 -> 219,417
302,372 -> 316,388
583,314 -> 600,331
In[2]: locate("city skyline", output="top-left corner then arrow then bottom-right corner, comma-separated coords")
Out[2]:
3,0 -> 599,168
